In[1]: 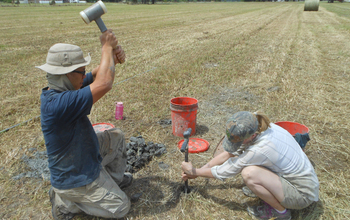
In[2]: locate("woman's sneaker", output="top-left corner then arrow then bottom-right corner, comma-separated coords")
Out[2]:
247,202 -> 291,220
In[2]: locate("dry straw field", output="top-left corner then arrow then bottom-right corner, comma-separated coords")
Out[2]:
1,1 -> 350,219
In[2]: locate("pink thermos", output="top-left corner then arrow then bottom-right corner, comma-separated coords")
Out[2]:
115,102 -> 124,120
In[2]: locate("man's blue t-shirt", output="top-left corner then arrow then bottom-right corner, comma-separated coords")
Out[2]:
40,73 -> 102,190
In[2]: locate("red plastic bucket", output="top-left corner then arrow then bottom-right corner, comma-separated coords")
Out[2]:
170,97 -> 198,137
274,121 -> 309,136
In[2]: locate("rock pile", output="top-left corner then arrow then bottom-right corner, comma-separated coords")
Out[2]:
126,136 -> 167,173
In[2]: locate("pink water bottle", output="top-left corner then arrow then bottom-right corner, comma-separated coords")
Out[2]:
115,102 -> 124,120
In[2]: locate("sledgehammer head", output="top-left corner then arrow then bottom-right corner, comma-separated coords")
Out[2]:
80,1 -> 108,33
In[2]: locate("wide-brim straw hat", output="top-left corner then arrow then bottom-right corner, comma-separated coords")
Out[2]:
36,43 -> 91,75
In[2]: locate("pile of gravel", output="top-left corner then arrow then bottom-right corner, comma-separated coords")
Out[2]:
126,136 -> 167,173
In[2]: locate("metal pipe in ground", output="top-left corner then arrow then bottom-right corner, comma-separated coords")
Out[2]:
180,128 -> 192,194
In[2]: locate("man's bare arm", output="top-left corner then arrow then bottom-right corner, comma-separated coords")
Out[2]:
89,30 -> 118,104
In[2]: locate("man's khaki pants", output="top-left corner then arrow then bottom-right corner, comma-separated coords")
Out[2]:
52,128 -> 130,219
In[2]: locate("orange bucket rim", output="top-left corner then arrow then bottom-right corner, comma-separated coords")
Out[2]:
274,121 -> 309,134
171,97 -> 198,105
92,122 -> 115,127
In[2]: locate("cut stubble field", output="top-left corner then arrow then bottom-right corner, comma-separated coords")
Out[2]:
1,2 -> 350,219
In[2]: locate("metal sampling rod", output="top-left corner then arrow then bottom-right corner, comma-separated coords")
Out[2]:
181,128 -> 192,194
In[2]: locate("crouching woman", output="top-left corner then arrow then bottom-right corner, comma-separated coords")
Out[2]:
181,111 -> 319,220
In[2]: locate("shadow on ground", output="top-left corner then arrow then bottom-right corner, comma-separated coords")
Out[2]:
195,123 -> 209,136
61,175 -> 324,220
195,180 -> 257,211
73,176 -> 183,219
292,200 -> 324,220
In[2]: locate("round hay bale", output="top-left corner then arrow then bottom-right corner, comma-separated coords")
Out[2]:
304,0 -> 320,11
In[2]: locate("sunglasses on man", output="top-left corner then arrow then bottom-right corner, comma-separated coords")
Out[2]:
73,70 -> 86,75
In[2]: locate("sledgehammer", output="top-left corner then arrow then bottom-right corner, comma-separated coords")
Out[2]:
181,128 -> 192,194
80,1 -> 108,33
80,1 -> 125,64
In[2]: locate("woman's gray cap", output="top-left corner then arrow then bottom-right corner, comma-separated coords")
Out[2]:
222,111 -> 258,154
35,43 -> 91,75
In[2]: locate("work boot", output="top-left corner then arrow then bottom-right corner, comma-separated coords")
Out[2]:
119,172 -> 133,189
49,187 -> 75,220
247,202 -> 291,220
242,186 -> 257,198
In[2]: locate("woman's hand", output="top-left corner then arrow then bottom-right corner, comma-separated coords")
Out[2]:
182,172 -> 197,181
182,161 -> 196,175
181,162 -> 198,181
182,161 -> 215,180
